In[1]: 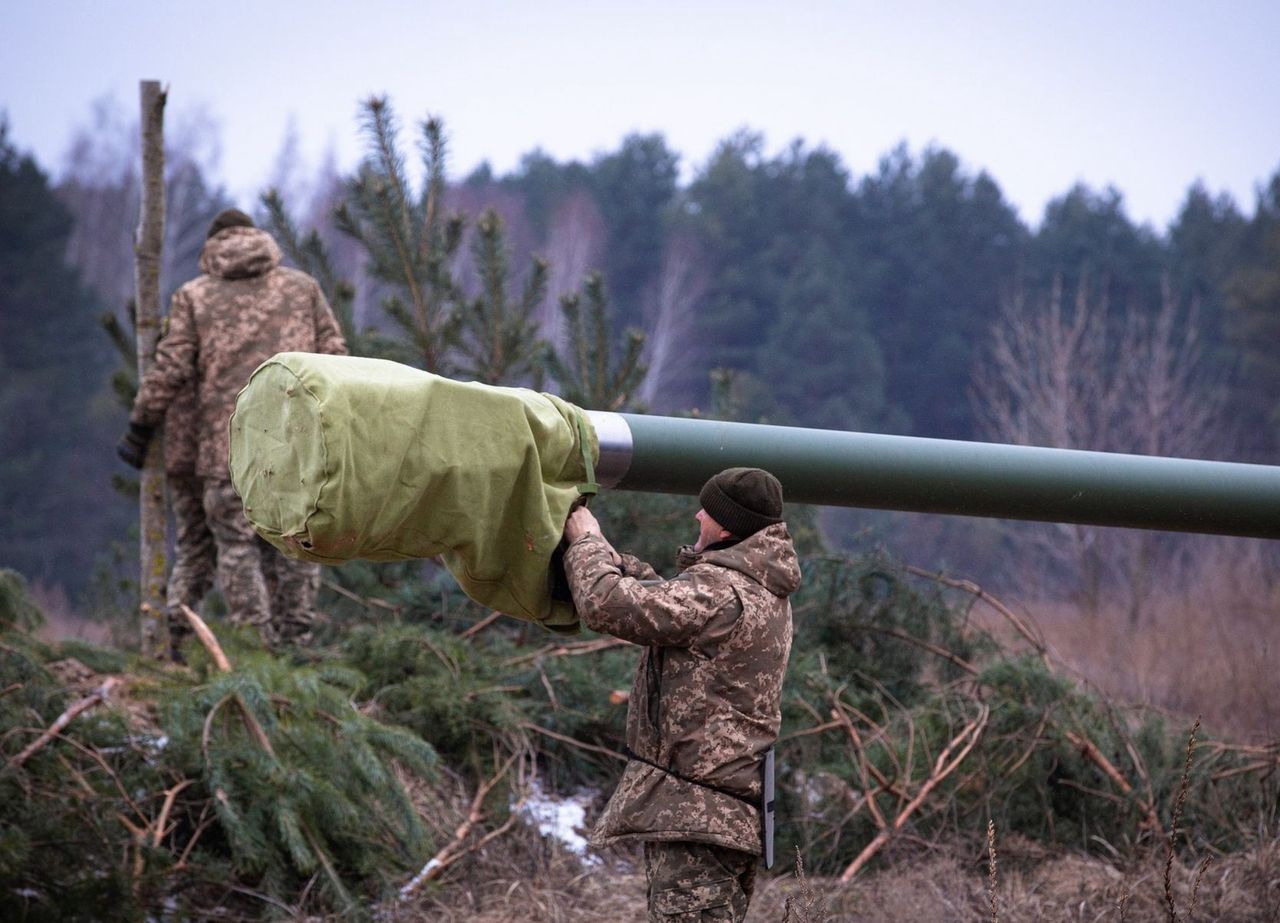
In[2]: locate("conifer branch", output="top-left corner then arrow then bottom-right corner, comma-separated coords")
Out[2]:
838,705 -> 989,881
1065,728 -> 1161,832
399,752 -> 521,896
9,677 -> 120,769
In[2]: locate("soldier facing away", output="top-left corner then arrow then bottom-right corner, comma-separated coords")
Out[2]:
561,467 -> 801,922
118,208 -> 348,649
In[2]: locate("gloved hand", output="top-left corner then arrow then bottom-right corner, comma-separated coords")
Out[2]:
116,422 -> 155,469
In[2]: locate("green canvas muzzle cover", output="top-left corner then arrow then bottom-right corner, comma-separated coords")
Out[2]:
228,352 -> 599,633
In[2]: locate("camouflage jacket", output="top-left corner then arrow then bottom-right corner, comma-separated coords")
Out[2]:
131,226 -> 348,479
152,315 -> 198,477
563,522 -> 801,854
161,384 -> 199,477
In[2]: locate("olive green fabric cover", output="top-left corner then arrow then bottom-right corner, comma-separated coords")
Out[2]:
228,352 -> 596,632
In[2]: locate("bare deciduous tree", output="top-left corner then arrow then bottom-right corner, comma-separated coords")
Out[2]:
539,191 -> 606,351
972,276 -> 1231,621
637,230 -> 708,412
58,95 -> 228,310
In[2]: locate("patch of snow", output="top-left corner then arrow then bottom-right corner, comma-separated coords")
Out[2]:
519,780 -> 600,866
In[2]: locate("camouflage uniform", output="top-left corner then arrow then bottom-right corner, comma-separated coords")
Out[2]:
644,842 -> 755,922
162,378 -> 215,655
563,523 -> 801,921
131,225 -> 347,646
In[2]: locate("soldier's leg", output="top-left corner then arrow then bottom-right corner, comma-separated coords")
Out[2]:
643,841 -> 756,923
165,474 -> 215,657
202,478 -> 271,643
267,548 -> 321,645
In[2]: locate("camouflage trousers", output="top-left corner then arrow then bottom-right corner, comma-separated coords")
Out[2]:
643,841 -> 756,922
203,478 -> 320,647
165,474 -> 216,654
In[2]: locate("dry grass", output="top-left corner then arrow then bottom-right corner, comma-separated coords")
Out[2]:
383,834 -> 1280,922
30,579 -> 112,645
968,544 -> 1280,743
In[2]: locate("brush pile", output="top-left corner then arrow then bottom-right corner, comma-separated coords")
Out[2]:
2,549 -> 1276,921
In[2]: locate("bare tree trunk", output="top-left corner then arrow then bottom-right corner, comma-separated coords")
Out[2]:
135,80 -> 168,657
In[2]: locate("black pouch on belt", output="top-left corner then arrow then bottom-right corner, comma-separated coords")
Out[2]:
762,747 -> 776,869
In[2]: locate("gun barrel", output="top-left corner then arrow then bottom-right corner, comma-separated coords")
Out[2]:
587,411 -> 1280,540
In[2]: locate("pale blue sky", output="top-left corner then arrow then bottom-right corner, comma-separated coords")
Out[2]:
2,0 -> 1278,229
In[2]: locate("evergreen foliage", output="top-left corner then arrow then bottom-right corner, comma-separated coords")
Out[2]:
541,271 -> 647,410
451,208 -> 548,385
0,568 -> 44,632
5,100 -> 1280,916
261,186 -> 409,363
1224,173 -> 1280,444
332,98 -> 465,372
0,599 -> 160,920
156,647 -> 437,915
587,133 -> 680,324
0,119 -> 131,596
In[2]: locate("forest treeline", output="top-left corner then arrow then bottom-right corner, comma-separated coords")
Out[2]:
2,100 -> 1279,920
2,101 -> 1279,607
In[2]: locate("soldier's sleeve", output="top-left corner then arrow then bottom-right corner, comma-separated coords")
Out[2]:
131,288 -> 197,427
564,534 -> 733,647
619,553 -> 660,581
311,281 -> 349,356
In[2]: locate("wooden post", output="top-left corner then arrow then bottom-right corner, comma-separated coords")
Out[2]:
134,80 -> 168,657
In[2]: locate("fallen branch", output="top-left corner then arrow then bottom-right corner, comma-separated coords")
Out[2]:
862,624 -> 979,676
1064,729 -> 1160,832
830,705 -> 895,825
523,722 -> 628,762
1211,759 -> 1278,782
10,676 -> 121,768
461,611 -> 503,638
153,778 -> 196,848
503,636 -> 633,668
777,718 -> 844,743
322,579 -> 400,613
186,614 -> 278,761
839,705 -> 989,881
400,753 -> 520,897
905,564 -> 1049,661
180,605 -> 231,672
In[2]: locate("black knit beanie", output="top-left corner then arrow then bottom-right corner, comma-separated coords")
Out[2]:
698,467 -> 783,539
206,208 -> 254,239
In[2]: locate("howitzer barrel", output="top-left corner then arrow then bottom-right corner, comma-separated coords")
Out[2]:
587,411 -> 1280,540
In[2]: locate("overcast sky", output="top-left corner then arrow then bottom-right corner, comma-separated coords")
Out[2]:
3,0 -> 1278,231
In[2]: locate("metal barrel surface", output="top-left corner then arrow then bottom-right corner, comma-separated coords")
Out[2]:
585,410 -> 1280,540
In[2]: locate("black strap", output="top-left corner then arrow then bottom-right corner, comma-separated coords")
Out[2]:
623,746 -> 758,810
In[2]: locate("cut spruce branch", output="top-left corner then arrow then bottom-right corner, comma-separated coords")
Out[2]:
522,721 -> 628,762
321,579 -> 400,614
181,605 -> 356,909
839,705 -> 989,881
905,564 -> 1049,660
399,752 -> 522,898
1065,728 -> 1161,832
502,636 -> 633,668
9,676 -> 121,768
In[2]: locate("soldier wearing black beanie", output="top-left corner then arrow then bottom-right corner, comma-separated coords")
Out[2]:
697,467 -> 783,539
561,466 -> 799,921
